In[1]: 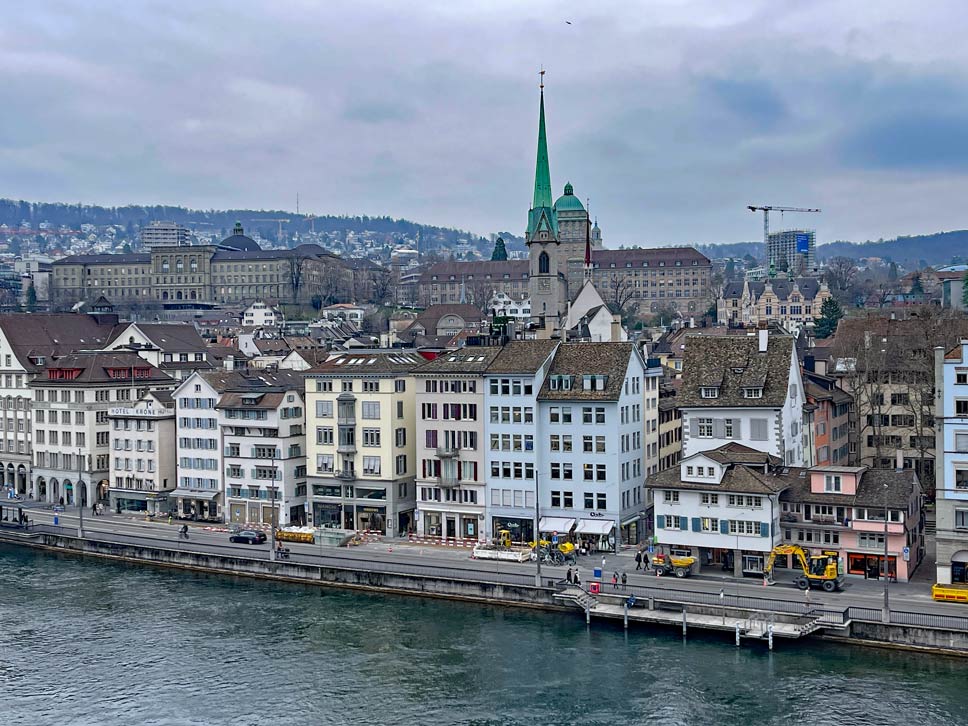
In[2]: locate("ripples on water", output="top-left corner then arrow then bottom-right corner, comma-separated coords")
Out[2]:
0,545 -> 966,726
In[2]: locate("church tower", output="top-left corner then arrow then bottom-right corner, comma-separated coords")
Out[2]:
527,74 -> 567,335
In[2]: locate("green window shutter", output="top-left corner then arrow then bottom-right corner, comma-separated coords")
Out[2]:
691,517 -> 701,532
719,519 -> 729,535
656,515 -> 665,529
760,522 -> 769,537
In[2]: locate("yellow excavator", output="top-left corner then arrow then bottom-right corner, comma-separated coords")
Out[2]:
763,545 -> 845,592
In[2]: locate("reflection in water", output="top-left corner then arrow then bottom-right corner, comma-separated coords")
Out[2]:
0,545 -> 966,726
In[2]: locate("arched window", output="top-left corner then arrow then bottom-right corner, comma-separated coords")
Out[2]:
538,252 -> 550,275
175,258 -> 184,273
190,257 -> 198,272
161,258 -> 170,273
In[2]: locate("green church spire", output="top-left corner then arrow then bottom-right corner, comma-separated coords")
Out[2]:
527,71 -> 557,239
532,86 -> 553,211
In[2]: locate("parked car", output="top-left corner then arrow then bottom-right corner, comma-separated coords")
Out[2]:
229,530 -> 267,545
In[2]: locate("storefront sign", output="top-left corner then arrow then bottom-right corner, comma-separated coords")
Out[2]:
588,511 -> 604,518
109,407 -> 169,417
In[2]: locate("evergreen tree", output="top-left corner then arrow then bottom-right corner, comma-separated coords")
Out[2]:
961,271 -> 968,309
490,237 -> 508,261
910,273 -> 924,296
815,297 -> 844,339
25,283 -> 37,312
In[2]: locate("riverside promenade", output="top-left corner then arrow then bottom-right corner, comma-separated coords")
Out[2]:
5,503 -> 968,654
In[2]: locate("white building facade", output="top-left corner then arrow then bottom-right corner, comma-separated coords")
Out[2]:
679,331 -> 805,466
412,348 -> 501,540
483,340 -> 558,544
108,390 -> 177,515
935,341 -> 968,584
536,343 -> 649,551
652,446 -> 785,576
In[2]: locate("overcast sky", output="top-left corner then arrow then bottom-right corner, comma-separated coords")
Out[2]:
4,1 -> 968,247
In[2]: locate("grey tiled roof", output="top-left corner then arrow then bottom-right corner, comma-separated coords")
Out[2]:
780,468 -> 919,509
413,346 -> 503,374
649,462 -> 790,495
484,340 -> 559,375
748,278 -> 822,302
537,342 -> 635,402
306,351 -> 425,375
678,334 -> 794,408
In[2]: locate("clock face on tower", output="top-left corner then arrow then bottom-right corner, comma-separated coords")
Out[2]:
539,280 -> 551,293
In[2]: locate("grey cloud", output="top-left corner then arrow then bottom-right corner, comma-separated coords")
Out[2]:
4,1 -> 968,245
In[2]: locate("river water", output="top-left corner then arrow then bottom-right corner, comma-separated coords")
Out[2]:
1,544 -> 966,726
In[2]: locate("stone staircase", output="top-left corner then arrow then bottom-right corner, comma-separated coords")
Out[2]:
553,586 -> 600,611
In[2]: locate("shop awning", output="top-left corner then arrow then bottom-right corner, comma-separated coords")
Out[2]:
538,516 -> 575,533
621,514 -> 643,527
170,488 -> 220,500
575,518 -> 615,535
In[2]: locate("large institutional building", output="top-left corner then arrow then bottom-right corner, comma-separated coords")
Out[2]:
51,223 -> 378,310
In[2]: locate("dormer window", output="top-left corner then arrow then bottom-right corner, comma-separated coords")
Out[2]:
583,374 -> 607,391
824,475 -> 842,492
549,375 -> 574,391
700,387 -> 719,399
743,387 -> 763,399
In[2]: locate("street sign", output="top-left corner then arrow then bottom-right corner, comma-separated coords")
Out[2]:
551,535 -> 559,545
647,544 -> 654,554
903,546 -> 910,562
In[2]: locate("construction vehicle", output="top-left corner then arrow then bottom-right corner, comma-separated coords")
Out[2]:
932,583 -> 968,604
651,553 -> 696,578
494,529 -> 513,549
763,545 -> 844,592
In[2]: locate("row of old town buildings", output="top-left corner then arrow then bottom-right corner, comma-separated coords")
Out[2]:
2,83 -> 967,591
6,305 -> 968,585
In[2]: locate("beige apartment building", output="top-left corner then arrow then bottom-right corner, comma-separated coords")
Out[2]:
305,351 -> 421,535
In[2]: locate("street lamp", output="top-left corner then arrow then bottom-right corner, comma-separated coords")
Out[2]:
77,447 -> 85,539
882,481 -> 890,623
534,470 -> 542,587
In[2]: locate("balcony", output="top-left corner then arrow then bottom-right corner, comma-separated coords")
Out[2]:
336,468 -> 356,481
438,473 -> 458,489
337,415 -> 356,427
436,445 -> 458,459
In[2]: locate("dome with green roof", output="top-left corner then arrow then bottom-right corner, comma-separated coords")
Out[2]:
554,182 -> 585,212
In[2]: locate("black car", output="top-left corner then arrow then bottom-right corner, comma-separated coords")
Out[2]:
229,529 -> 267,545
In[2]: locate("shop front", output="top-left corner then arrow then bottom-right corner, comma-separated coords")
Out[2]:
357,505 -> 386,533
110,489 -> 169,516
170,488 -> 221,522
575,518 -> 616,553
491,516 -> 534,544
847,552 -> 898,581
313,502 -> 342,529
538,516 -> 576,541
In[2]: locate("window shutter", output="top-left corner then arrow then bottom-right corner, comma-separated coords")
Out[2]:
751,419 -> 768,441
728,419 -> 738,439
688,417 -> 698,438
719,519 -> 729,535
713,419 -> 725,439
760,522 -> 769,538
656,515 -> 665,529
691,517 -> 701,532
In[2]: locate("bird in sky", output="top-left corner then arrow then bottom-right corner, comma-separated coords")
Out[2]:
565,20 -> 572,24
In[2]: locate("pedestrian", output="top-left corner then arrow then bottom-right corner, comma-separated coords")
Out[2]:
611,571 -> 618,590
92,502 -> 97,516
566,567 -> 573,585
574,569 -> 581,588
621,572 -> 627,591
602,555 -> 606,571
635,550 -> 642,571
168,514 -> 172,526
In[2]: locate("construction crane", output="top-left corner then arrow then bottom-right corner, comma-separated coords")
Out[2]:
747,205 -> 820,247
252,218 -> 291,241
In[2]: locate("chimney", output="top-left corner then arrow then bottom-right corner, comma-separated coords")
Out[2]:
758,328 -> 768,353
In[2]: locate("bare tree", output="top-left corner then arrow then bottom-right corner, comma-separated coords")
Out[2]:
466,277 -> 497,314
824,256 -> 859,294
609,274 -> 639,322
369,266 -> 393,305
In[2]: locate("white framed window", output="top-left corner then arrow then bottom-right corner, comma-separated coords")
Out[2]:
666,515 -> 683,530
742,388 -> 763,399
700,387 -> 719,399
697,418 -> 713,437
663,490 -> 679,504
701,493 -> 718,505
824,475 -> 842,492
